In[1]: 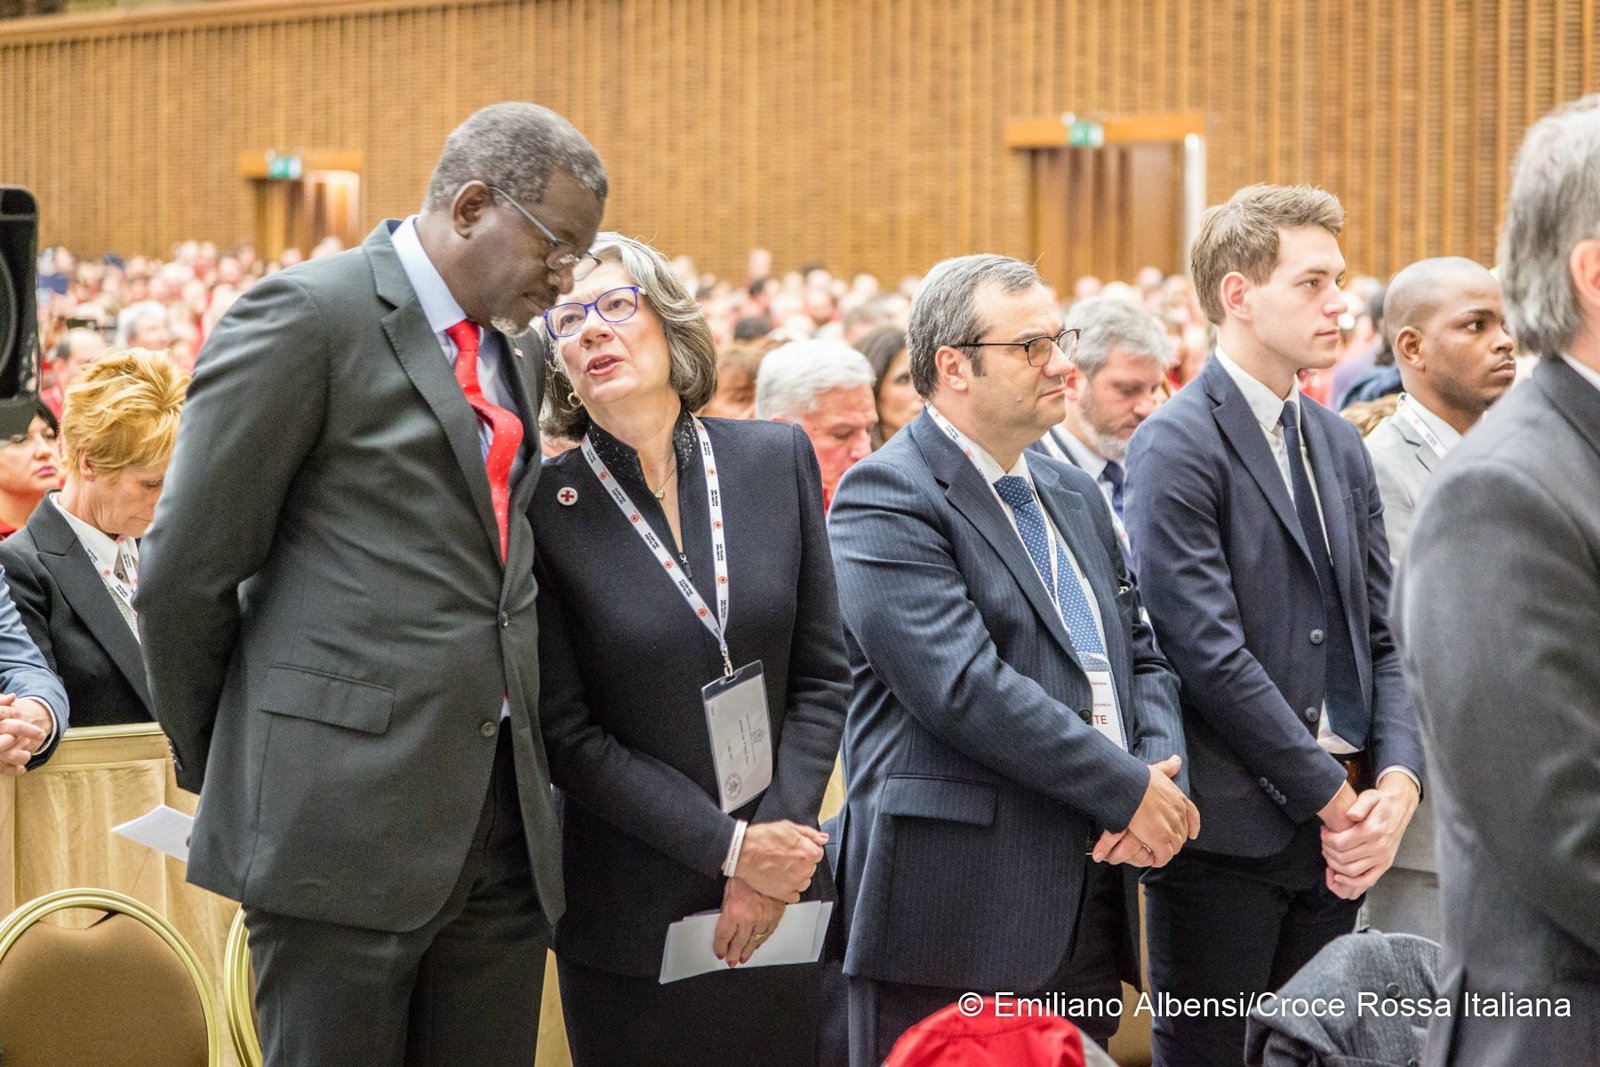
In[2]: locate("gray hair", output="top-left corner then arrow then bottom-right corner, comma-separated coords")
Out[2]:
1064,295 -> 1176,376
423,102 -> 608,213
755,340 -> 875,420
907,255 -> 1041,398
538,233 -> 717,440
1498,94 -> 1600,355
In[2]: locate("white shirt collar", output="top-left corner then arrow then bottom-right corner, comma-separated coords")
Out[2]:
1397,393 -> 1464,452
926,404 -> 1034,487
1215,345 -> 1299,433
50,493 -> 134,573
1562,354 -> 1600,395
389,216 -> 470,335
1054,427 -> 1111,479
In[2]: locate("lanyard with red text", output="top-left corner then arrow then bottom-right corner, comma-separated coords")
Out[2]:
1395,393 -> 1449,461
580,418 -> 734,676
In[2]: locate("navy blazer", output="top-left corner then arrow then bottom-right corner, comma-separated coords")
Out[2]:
828,410 -> 1185,993
1,497 -> 152,730
1125,356 -> 1421,858
534,415 -> 848,977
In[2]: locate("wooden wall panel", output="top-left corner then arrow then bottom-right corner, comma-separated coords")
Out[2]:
2,0 -> 1597,282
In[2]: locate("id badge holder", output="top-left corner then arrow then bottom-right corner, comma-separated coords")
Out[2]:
1080,652 -> 1127,750
702,660 -> 773,813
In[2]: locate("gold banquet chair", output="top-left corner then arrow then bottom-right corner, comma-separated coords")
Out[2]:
0,887 -> 224,1067
224,906 -> 265,1067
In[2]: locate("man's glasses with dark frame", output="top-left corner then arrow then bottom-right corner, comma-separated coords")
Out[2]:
956,327 -> 1081,367
485,184 -> 601,281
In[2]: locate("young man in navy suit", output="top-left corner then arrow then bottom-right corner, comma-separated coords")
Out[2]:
1124,185 -> 1423,1067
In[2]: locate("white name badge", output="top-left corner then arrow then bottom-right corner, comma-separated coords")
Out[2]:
702,661 -> 773,813
1087,669 -> 1127,750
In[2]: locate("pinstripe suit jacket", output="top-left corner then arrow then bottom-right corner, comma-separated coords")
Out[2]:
827,410 -> 1186,992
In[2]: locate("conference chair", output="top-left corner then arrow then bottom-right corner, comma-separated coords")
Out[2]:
224,906 -> 265,1067
0,887 -> 223,1066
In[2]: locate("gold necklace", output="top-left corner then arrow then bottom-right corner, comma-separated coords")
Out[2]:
644,457 -> 677,500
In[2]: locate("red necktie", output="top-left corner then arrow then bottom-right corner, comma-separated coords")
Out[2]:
444,320 -> 524,561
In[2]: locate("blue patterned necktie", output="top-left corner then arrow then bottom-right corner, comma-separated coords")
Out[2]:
1101,459 -> 1126,519
1279,401 -> 1366,745
992,475 -> 1105,657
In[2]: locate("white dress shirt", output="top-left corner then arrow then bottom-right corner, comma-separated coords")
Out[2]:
389,217 -> 528,485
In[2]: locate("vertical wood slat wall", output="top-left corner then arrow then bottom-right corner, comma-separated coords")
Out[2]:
2,0 -> 1596,282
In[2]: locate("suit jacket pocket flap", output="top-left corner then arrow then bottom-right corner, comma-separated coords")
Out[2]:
879,776 -> 996,826
261,665 -> 395,735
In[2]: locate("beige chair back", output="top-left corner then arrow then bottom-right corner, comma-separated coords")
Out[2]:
0,887 -> 222,1067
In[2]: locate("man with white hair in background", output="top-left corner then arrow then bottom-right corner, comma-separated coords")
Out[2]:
1036,295 -> 1174,528
756,339 -> 877,509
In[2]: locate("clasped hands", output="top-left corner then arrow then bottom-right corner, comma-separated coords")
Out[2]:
1091,755 -> 1202,867
0,693 -> 53,777
713,820 -> 827,968
1317,775 -> 1420,900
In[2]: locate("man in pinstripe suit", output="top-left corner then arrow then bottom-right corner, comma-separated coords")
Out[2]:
828,254 -> 1197,1065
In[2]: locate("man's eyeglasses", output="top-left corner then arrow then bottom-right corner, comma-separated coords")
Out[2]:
956,327 -> 1080,367
485,185 -> 600,281
544,286 -> 641,338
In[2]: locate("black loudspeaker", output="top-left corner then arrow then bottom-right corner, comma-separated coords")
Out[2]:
0,187 -> 40,439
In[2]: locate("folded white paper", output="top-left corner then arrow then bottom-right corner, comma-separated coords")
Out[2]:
659,900 -> 833,984
111,804 -> 194,862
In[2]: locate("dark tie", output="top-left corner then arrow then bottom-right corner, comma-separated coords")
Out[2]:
446,320 -> 524,561
992,475 -> 1106,657
1279,402 -> 1366,745
1101,459 -> 1126,519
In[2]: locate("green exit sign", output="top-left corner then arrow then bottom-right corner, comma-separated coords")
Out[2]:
1068,120 -> 1104,148
267,154 -> 303,180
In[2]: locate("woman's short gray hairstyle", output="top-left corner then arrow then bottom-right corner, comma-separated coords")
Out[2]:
1064,295 -> 1177,376
538,233 -> 717,440
907,255 -> 1041,398
1499,94 -> 1600,355
424,102 -> 608,212
754,340 -> 875,421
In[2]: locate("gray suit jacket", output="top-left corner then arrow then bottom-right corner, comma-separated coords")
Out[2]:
1364,413 -> 1439,876
1365,411 -> 1439,565
138,222 -> 562,933
1394,357 -> 1600,1065
828,411 -> 1185,992
1245,930 -> 1439,1067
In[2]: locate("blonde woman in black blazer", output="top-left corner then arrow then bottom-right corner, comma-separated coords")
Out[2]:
1,349 -> 187,729
534,233 -> 848,1066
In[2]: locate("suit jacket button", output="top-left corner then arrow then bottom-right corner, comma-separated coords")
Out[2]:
1304,707 -> 1320,723
1386,982 -> 1402,998
499,611 -> 510,628
1309,628 -> 1325,645
1078,708 -> 1093,724
1258,777 -> 1270,788
480,720 -> 498,738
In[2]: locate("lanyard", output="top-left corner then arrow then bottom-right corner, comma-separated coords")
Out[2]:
1395,393 -> 1450,461
96,537 -> 139,623
927,406 -> 1065,606
580,418 -> 734,677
